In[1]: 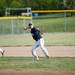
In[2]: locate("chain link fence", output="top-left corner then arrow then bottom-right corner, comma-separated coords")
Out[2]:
0,12 -> 75,34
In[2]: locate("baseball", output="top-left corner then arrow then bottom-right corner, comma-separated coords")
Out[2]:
24,27 -> 27,30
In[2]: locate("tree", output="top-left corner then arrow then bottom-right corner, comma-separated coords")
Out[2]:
0,0 -> 6,16
10,0 -> 22,8
0,0 -> 74,16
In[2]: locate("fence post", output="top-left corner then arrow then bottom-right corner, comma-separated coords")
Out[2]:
11,19 -> 14,34
64,12 -> 67,32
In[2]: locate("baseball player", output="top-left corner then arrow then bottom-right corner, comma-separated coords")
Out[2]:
24,23 -> 49,60
0,48 -> 5,56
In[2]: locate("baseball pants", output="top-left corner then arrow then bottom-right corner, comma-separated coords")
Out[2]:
32,38 -> 49,57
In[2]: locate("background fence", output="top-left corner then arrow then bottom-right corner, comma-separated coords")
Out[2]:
0,10 -> 75,34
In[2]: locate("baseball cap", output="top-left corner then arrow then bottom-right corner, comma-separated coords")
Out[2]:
28,23 -> 32,26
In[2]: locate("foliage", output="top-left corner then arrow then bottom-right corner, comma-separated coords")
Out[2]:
0,0 -> 75,16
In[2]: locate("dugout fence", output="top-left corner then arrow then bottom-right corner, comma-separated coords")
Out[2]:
0,10 -> 75,34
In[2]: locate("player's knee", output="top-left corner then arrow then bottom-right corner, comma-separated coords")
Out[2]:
32,50 -> 36,56
40,46 -> 45,50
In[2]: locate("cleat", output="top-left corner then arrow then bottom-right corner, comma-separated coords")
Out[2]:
36,57 -> 39,60
46,55 -> 49,59
33,56 -> 39,61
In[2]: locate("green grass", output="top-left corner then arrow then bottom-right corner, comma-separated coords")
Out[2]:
0,33 -> 75,46
0,57 -> 75,70
45,33 -> 75,46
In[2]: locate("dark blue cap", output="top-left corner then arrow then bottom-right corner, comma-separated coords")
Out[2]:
28,23 -> 32,26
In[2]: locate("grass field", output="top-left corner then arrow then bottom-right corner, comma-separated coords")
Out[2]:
0,57 -> 75,70
0,33 -> 75,46
0,16 -> 75,71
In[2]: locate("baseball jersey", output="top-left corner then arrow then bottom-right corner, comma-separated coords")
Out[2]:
31,27 -> 42,41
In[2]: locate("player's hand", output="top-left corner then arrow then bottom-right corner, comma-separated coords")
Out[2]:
24,27 -> 27,30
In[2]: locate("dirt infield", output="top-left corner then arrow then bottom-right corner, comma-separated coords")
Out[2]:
0,69 -> 75,75
1,46 -> 75,57
0,46 -> 75,75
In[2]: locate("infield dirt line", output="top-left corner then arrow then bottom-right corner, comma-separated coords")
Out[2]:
0,69 -> 75,75
0,46 -> 75,57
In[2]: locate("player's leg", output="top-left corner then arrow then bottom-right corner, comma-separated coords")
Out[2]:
40,38 -> 49,58
32,41 -> 40,60
0,48 -> 5,56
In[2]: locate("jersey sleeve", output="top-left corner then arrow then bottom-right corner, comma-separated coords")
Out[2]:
36,28 -> 43,35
